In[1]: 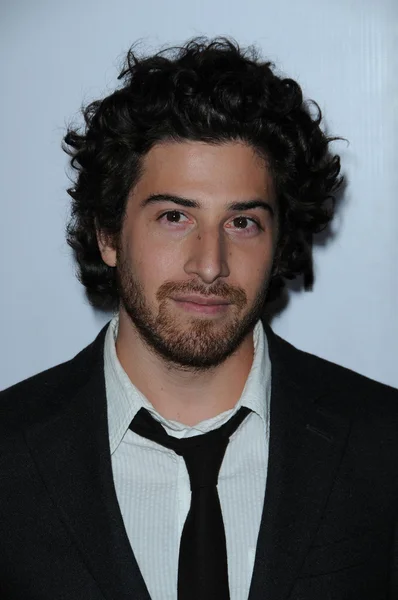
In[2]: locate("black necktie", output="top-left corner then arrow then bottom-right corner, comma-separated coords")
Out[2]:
129,405 -> 251,600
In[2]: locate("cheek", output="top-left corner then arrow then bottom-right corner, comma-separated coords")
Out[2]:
232,245 -> 273,290
242,269 -> 268,300
132,236 -> 186,292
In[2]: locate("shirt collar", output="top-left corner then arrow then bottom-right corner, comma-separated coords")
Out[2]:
104,315 -> 271,454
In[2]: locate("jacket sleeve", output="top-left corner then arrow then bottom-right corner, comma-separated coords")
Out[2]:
389,515 -> 398,598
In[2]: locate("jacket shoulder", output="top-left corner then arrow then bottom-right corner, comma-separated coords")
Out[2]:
0,325 -> 108,427
274,332 -> 398,415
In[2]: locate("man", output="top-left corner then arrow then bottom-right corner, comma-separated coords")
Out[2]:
0,38 -> 397,600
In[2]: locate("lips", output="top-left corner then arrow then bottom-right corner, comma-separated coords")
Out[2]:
172,295 -> 231,306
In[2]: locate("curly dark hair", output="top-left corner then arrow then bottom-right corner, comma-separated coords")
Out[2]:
64,37 -> 343,310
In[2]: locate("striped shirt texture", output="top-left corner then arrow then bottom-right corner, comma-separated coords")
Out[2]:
104,315 -> 271,600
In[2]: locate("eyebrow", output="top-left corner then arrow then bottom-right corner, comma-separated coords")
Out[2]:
140,193 -> 275,216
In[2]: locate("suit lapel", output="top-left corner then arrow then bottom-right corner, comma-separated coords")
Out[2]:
25,328 -> 151,600
249,327 -> 352,600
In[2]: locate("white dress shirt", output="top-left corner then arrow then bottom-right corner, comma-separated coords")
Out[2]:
104,316 -> 271,600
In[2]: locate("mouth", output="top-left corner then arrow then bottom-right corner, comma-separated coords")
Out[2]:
171,295 -> 231,315
172,294 -> 230,305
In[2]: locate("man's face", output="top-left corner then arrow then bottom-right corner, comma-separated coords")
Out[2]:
100,140 -> 278,370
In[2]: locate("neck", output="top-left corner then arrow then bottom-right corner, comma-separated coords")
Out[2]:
115,310 -> 255,426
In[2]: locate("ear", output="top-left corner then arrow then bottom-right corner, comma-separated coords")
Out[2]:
96,229 -> 117,267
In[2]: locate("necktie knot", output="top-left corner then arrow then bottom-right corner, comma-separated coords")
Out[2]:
130,406 -> 250,490
176,438 -> 229,490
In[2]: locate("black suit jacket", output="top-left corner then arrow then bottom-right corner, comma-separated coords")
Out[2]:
1,323 -> 398,600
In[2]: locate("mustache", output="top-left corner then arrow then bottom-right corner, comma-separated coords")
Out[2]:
156,280 -> 247,310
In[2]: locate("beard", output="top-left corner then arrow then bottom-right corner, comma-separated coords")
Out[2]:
116,249 -> 269,371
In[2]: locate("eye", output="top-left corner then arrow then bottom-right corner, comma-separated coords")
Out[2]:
232,216 -> 251,229
225,216 -> 262,233
158,210 -> 190,225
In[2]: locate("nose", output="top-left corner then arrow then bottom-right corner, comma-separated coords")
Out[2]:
183,228 -> 230,284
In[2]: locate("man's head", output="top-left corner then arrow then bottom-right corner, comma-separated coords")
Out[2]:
64,38 -> 342,368
98,140 -> 276,368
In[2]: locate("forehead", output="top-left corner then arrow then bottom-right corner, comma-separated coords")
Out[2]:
132,140 -> 275,206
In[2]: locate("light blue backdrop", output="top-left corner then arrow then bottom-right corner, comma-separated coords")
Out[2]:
1,0 -> 397,389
